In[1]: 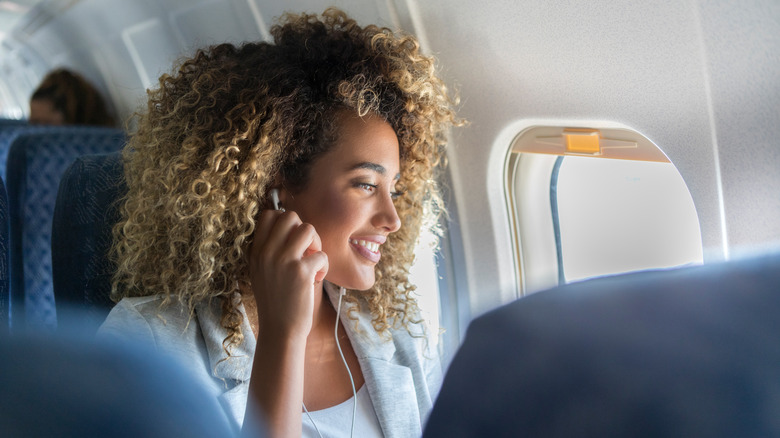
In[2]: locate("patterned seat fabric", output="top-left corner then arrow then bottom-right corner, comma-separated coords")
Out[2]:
0,122 -> 46,182
0,122 -> 103,183
52,152 -> 126,331
0,175 -> 8,332
6,127 -> 126,329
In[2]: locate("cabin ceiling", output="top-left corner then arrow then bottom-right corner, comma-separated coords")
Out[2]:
0,0 -> 39,36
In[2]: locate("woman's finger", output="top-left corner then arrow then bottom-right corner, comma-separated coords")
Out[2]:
301,250 -> 328,283
250,209 -> 284,258
283,222 -> 328,282
251,210 -> 301,262
283,223 -> 320,259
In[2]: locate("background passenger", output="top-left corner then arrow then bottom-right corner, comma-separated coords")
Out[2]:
98,8 -> 459,437
29,68 -> 115,126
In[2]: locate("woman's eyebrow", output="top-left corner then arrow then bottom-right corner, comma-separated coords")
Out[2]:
348,162 -> 401,180
350,161 -> 385,173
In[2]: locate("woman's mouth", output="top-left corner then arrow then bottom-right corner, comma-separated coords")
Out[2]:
350,238 -> 381,263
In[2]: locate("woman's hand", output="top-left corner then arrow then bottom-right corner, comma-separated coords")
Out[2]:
248,209 -> 329,341
246,209 -> 328,438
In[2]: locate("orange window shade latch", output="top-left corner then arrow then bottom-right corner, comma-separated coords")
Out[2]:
526,126 -> 667,162
563,128 -> 601,154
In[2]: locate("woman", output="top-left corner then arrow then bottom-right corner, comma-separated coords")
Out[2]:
99,8 -> 459,437
29,68 -> 115,126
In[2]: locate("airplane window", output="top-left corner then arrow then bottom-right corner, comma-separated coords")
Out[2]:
554,155 -> 703,283
507,126 -> 703,294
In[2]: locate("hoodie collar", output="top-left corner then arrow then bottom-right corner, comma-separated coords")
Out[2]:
195,283 -> 400,378
195,295 -> 256,383
324,281 -> 424,437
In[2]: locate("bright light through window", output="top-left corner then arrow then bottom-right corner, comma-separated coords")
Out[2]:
507,125 -> 704,294
409,229 -> 441,339
556,156 -> 703,282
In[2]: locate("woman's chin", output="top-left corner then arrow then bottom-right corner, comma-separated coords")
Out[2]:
325,272 -> 375,292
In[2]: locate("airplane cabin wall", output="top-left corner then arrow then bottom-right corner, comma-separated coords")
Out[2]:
0,0 -> 777,324
695,1 -> 780,255
413,0 -> 780,317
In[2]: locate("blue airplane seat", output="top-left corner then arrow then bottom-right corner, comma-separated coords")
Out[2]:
52,152 -> 125,331
0,119 -> 27,125
425,253 -> 780,438
0,327 -> 260,437
0,124 -> 100,182
0,175 -> 8,333
5,127 -> 126,329
0,122 -> 44,182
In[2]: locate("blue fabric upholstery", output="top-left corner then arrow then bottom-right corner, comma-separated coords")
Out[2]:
52,152 -> 125,331
0,175 -> 8,333
0,122 -> 47,182
0,327 -> 256,437
5,127 -> 126,329
0,123 -> 105,182
425,253 -> 780,438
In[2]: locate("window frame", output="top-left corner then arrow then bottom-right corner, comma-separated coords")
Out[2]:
506,124 -> 703,295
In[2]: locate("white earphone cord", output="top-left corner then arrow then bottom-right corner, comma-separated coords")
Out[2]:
302,286 -> 357,438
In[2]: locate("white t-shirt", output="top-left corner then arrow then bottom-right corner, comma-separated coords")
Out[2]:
302,385 -> 383,438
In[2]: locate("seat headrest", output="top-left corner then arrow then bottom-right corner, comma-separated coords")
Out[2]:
52,151 -> 125,331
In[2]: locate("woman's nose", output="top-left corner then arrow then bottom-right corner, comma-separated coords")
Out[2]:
374,192 -> 401,233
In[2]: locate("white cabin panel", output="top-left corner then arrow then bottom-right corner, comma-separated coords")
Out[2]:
253,0 -> 401,31
169,0 -> 267,50
698,0 -> 780,253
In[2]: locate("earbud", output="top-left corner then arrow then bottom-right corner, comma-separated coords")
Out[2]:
270,188 -> 281,211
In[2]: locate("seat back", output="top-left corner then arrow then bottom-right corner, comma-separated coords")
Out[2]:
0,328 -> 245,437
6,127 -> 126,329
0,175 -> 8,333
0,122 -> 46,182
425,253 -> 780,437
52,152 -> 125,330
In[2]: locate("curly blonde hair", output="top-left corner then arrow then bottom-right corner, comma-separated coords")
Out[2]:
111,8 -> 459,350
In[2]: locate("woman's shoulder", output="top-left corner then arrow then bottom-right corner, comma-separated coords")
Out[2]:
98,295 -> 198,345
355,310 -> 439,364
113,294 -> 166,310
382,315 -> 444,400
391,319 -> 439,358
107,295 -> 192,324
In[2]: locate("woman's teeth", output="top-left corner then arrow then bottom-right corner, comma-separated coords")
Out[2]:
350,239 -> 379,253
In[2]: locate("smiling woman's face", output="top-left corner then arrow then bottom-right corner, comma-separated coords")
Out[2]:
283,111 -> 402,291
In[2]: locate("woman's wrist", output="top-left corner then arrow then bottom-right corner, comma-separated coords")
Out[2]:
257,321 -> 310,347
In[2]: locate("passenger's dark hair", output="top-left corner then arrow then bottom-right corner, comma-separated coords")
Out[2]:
31,68 -> 115,126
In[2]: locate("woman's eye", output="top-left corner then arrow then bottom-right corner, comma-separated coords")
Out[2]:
391,191 -> 404,200
357,183 -> 376,192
